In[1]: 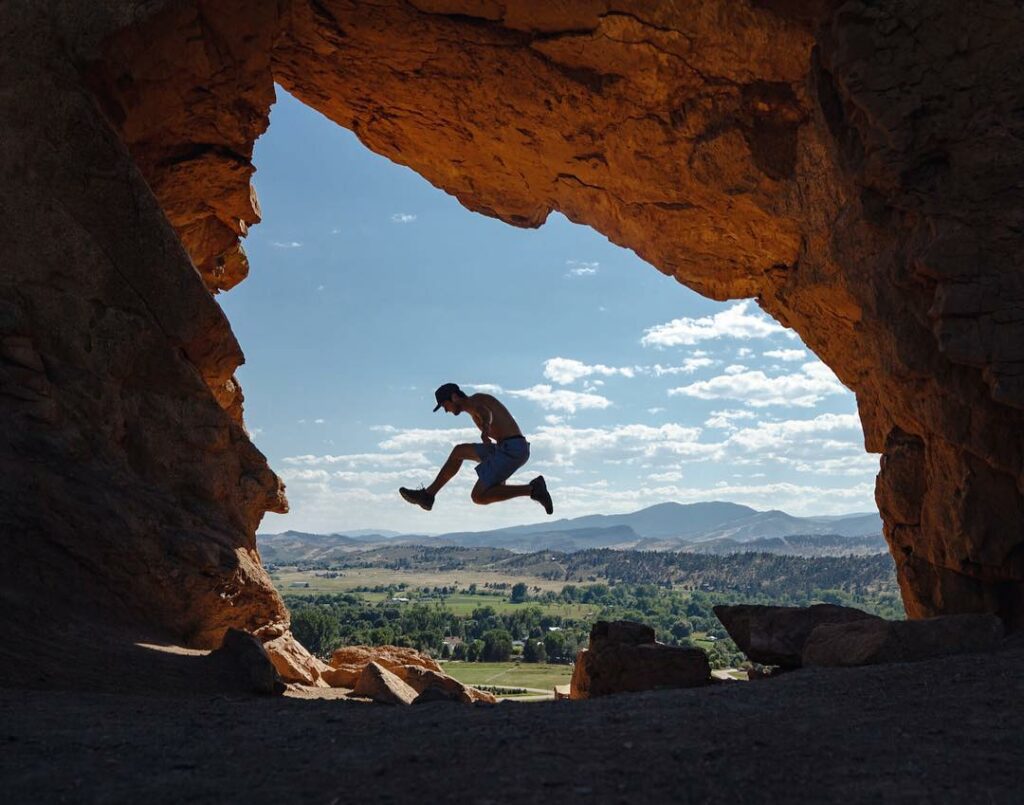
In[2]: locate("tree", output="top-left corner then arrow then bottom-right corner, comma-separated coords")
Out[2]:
543,631 -> 566,661
523,640 -> 546,663
452,641 -> 469,660
482,629 -> 513,662
291,607 -> 340,659
510,582 -> 528,604
467,639 -> 485,662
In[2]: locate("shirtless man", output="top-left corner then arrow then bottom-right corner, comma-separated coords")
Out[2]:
399,382 -> 553,514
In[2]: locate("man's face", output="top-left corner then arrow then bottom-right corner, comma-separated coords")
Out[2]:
442,396 -> 461,415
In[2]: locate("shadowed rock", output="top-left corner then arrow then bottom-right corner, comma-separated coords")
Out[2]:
571,620 -> 710,699
802,614 -> 1005,668
714,604 -> 880,668
211,628 -> 285,696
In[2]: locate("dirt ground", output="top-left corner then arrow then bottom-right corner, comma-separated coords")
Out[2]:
2,639 -> 1021,804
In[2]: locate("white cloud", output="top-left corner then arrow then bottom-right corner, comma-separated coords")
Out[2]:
763,348 -> 807,361
726,413 -> 861,451
507,384 -> 612,413
531,422 -> 711,462
469,383 -> 504,395
314,418 -> 326,425
736,347 -> 753,358
704,409 -> 757,429
669,361 -> 846,408
566,260 -> 599,277
316,285 -> 325,292
544,357 -> 636,385
647,407 -> 665,414
377,428 -> 479,451
648,470 -> 684,482
723,364 -> 747,375
282,450 -> 433,468
774,453 -> 879,476
650,357 -> 715,375
641,300 -> 786,347
391,213 -> 417,223
271,240 -> 303,248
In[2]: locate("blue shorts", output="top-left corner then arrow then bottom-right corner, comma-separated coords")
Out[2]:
474,437 -> 531,489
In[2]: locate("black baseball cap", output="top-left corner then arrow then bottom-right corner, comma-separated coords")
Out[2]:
433,382 -> 463,411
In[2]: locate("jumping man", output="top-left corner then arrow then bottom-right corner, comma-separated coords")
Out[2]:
399,383 -> 553,514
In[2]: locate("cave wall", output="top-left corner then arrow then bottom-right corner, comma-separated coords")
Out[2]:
3,0 -> 1022,673
0,0 -> 288,666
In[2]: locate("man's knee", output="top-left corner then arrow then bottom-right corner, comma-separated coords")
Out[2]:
452,443 -> 476,461
471,485 -> 491,505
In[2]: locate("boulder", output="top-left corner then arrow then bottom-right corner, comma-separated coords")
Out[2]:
802,614 -> 1005,668
352,661 -> 418,705
211,628 -> 285,695
412,686 -> 459,705
325,645 -> 442,688
570,620 -> 710,699
395,665 -> 496,704
263,633 -> 330,687
714,604 -> 880,668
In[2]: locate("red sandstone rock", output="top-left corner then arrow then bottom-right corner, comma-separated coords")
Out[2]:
570,620 -> 710,699
714,604 -> 880,668
802,614 -> 1005,668
5,0 -> 1024,692
352,662 -> 419,705
263,633 -> 330,687
396,665 -> 497,704
324,645 -> 442,688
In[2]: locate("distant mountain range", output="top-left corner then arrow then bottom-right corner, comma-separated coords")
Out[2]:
258,501 -> 886,559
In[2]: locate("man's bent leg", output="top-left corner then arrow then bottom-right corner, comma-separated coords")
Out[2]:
470,479 -> 532,505
426,443 -> 480,497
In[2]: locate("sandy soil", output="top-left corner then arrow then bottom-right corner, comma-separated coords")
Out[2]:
2,639 -> 1021,804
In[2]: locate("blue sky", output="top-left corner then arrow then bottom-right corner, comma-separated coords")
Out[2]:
221,89 -> 878,535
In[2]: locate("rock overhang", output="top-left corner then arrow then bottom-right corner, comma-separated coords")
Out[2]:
2,0 -> 1023,690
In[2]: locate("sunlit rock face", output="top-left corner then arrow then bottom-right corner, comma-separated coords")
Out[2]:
3,0 -> 1023,678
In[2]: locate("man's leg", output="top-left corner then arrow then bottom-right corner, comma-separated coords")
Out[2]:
426,444 -> 480,497
470,478 -> 532,505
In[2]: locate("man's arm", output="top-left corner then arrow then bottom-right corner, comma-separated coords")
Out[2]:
468,395 -> 494,443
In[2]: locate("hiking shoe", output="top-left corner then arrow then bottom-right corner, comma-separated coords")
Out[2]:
399,487 -> 434,511
530,475 -> 553,515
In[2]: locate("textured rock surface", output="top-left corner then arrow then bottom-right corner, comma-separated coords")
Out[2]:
396,665 -> 497,704
802,613 -> 1005,668
5,0 -> 1024,690
212,628 -> 286,695
714,603 -> 880,668
570,620 -> 710,699
263,633 -> 330,686
352,661 -> 419,705
324,646 -> 443,688
0,0 -> 288,691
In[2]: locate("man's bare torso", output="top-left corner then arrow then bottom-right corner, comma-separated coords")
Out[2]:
462,393 -> 523,442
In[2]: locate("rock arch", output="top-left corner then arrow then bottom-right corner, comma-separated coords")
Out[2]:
2,0 -> 1022,683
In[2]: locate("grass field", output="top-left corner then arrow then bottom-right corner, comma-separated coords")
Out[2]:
272,566 -> 570,595
273,569 -> 598,618
441,661 -> 573,692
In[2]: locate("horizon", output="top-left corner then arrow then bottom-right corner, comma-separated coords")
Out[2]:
224,87 -> 880,535
257,498 -> 881,537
